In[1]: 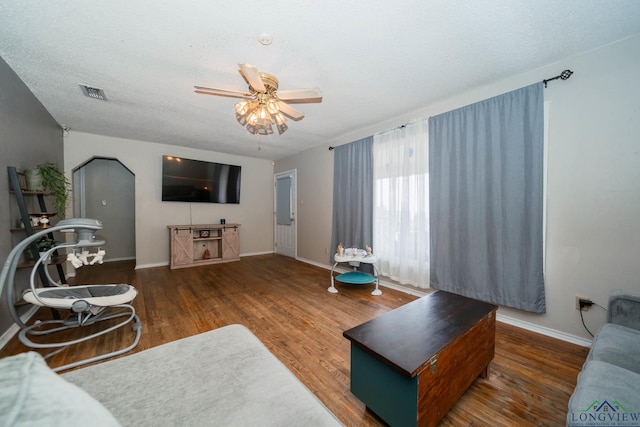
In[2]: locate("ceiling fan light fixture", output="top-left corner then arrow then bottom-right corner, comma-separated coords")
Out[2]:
236,112 -> 248,126
246,122 -> 273,135
276,122 -> 288,135
197,63 -> 322,137
267,99 -> 280,115
235,100 -> 250,115
257,104 -> 272,123
235,97 -> 283,135
274,112 -> 286,124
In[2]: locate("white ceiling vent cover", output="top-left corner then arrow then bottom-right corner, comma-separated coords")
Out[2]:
79,84 -> 107,100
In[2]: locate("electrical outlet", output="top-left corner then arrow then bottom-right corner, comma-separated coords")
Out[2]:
576,295 -> 590,311
324,247 -> 328,254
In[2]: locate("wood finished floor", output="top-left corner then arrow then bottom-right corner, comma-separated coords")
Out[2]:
1,254 -> 589,426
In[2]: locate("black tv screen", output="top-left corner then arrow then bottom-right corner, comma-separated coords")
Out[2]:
162,155 -> 241,203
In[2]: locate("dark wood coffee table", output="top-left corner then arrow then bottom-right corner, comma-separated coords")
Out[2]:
343,290 -> 497,427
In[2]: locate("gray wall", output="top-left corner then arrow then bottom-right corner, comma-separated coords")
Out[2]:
275,34 -> 640,343
0,55 -> 63,339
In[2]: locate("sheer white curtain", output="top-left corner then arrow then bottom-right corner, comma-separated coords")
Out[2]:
373,120 -> 430,287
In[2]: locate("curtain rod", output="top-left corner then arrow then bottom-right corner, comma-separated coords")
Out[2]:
543,69 -> 573,88
328,122 -> 413,151
329,72 -> 573,151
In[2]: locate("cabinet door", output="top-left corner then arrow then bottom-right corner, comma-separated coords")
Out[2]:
171,228 -> 194,266
221,227 -> 239,259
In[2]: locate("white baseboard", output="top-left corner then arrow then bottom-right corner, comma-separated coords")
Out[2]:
134,261 -> 169,270
105,256 -> 136,263
496,313 -> 592,347
242,250 -> 274,257
134,252 -> 275,270
295,256 -> 331,269
0,305 -> 39,351
295,257 -> 593,348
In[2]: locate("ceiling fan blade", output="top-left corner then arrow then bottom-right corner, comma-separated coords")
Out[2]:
238,63 -> 266,92
194,86 -> 253,99
195,90 -> 253,100
277,88 -> 323,104
277,101 -> 305,121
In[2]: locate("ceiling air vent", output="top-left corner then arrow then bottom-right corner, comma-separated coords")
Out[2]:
79,84 -> 107,100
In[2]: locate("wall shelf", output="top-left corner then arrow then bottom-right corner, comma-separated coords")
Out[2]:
7,166 -> 67,318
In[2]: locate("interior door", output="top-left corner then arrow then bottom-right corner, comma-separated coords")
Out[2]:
274,170 -> 296,258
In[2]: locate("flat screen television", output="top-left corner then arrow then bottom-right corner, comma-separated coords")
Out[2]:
161,155 -> 241,204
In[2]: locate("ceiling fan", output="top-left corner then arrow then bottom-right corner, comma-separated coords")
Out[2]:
194,63 -> 323,135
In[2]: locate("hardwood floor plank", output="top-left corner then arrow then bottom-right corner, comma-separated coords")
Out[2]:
0,254 -> 588,426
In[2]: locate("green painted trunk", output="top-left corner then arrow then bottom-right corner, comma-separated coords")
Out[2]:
350,344 -> 418,426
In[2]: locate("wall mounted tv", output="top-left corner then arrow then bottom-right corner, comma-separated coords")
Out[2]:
162,155 -> 241,204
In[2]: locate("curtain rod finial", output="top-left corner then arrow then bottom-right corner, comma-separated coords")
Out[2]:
543,69 -> 573,88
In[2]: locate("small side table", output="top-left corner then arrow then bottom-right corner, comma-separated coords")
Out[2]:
328,253 -> 382,296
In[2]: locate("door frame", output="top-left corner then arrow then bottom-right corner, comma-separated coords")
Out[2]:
273,169 -> 297,258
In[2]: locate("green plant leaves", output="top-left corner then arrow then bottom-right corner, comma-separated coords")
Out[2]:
37,162 -> 70,218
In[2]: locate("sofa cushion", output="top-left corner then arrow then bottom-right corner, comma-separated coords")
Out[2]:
589,323 -> 640,374
567,360 -> 640,427
608,289 -> 640,330
0,352 -> 120,427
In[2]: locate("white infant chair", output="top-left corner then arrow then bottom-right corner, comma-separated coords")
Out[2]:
0,218 -> 141,372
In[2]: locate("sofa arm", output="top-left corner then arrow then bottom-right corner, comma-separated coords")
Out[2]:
608,289 -> 640,331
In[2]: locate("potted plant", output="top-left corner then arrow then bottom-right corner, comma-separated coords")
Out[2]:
25,162 -> 70,218
35,237 -> 59,264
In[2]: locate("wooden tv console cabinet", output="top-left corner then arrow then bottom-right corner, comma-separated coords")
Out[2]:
167,224 -> 240,269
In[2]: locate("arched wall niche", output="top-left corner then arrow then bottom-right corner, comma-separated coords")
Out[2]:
72,156 -> 136,262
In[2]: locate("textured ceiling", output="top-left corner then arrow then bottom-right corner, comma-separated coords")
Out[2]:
1,1 -> 640,160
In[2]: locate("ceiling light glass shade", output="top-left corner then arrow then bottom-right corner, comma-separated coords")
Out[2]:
273,112 -> 288,134
274,112 -> 287,125
246,122 -> 273,135
236,100 -> 259,126
276,122 -> 288,135
236,112 -> 248,126
255,105 -> 272,126
235,100 -> 254,115
235,97 -> 288,135
246,109 -> 260,126
267,100 -> 280,115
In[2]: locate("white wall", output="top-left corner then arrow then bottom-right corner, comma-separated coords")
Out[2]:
275,34 -> 640,341
64,132 -> 274,268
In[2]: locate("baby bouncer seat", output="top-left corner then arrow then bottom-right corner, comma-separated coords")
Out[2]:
0,218 -> 141,372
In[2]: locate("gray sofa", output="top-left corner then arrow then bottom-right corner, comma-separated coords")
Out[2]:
0,324 -> 343,426
567,290 -> 640,426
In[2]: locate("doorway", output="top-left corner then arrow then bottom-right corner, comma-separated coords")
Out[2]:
274,170 -> 296,258
72,157 -> 135,261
